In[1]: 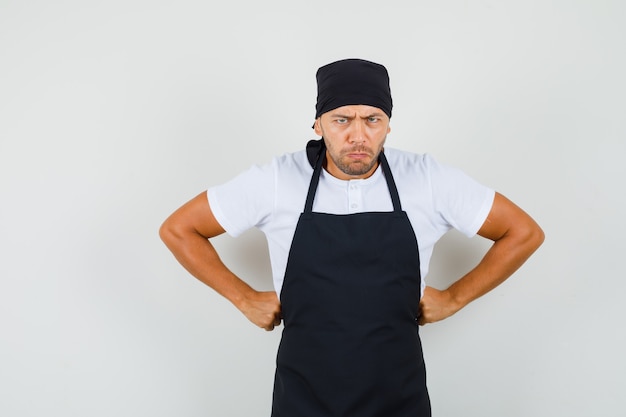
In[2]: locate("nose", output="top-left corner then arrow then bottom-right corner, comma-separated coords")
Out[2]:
349,120 -> 366,144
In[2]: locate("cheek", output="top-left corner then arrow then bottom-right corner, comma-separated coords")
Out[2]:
367,126 -> 388,139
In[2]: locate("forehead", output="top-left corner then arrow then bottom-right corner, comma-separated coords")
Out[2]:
324,104 -> 388,118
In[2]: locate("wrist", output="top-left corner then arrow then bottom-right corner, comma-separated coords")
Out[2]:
444,287 -> 467,315
229,282 -> 257,312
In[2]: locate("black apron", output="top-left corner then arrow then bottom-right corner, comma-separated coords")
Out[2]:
272,147 -> 431,417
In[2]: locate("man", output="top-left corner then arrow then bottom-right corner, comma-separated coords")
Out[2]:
159,58 -> 544,416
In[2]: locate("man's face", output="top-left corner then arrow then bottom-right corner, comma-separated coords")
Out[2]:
314,104 -> 391,180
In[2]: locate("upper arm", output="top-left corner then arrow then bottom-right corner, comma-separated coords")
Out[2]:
160,191 -> 225,241
477,192 -> 544,243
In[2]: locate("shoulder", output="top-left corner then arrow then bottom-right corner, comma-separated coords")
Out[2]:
271,149 -> 313,176
385,148 -> 482,180
206,147 -> 312,235
383,147 -> 440,177
218,148 -> 311,187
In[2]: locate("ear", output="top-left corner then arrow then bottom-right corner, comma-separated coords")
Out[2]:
313,118 -> 323,136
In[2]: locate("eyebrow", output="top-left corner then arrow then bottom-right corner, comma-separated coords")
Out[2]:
329,112 -> 385,119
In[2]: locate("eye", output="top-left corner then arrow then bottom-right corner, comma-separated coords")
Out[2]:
336,118 -> 348,124
368,117 -> 380,123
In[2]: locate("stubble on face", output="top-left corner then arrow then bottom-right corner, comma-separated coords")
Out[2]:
327,141 -> 385,177
315,105 -> 390,180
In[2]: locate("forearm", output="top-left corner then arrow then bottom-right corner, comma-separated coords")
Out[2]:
159,192 -> 282,330
419,192 -> 545,325
446,226 -> 544,311
160,226 -> 255,310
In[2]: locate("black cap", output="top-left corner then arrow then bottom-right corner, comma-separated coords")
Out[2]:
315,58 -> 392,119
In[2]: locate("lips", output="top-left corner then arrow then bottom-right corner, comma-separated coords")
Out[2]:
344,147 -> 372,160
347,152 -> 369,159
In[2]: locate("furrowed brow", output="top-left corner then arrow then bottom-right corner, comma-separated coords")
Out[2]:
329,113 -> 354,119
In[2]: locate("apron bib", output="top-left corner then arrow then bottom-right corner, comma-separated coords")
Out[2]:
272,147 -> 431,417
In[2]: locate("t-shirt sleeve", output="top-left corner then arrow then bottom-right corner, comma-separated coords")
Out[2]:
426,154 -> 495,237
206,163 -> 275,237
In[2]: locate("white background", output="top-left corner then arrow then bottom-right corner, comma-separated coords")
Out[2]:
1,1 -> 625,416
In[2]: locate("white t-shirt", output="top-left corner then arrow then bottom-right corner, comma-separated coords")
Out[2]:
207,147 -> 495,297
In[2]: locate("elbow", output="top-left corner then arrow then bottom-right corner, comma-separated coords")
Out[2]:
536,225 -> 546,249
159,221 -> 168,244
524,221 -> 545,254
159,217 -> 179,249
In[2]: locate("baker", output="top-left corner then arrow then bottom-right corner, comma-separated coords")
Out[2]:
159,58 -> 544,416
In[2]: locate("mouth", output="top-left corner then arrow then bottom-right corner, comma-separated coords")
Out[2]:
346,152 -> 370,160
344,147 -> 373,159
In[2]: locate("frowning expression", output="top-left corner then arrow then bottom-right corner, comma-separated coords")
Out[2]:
314,105 -> 391,180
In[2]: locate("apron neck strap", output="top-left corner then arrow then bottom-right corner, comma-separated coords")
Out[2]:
304,143 -> 326,213
304,146 -> 403,214
379,151 -> 403,212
